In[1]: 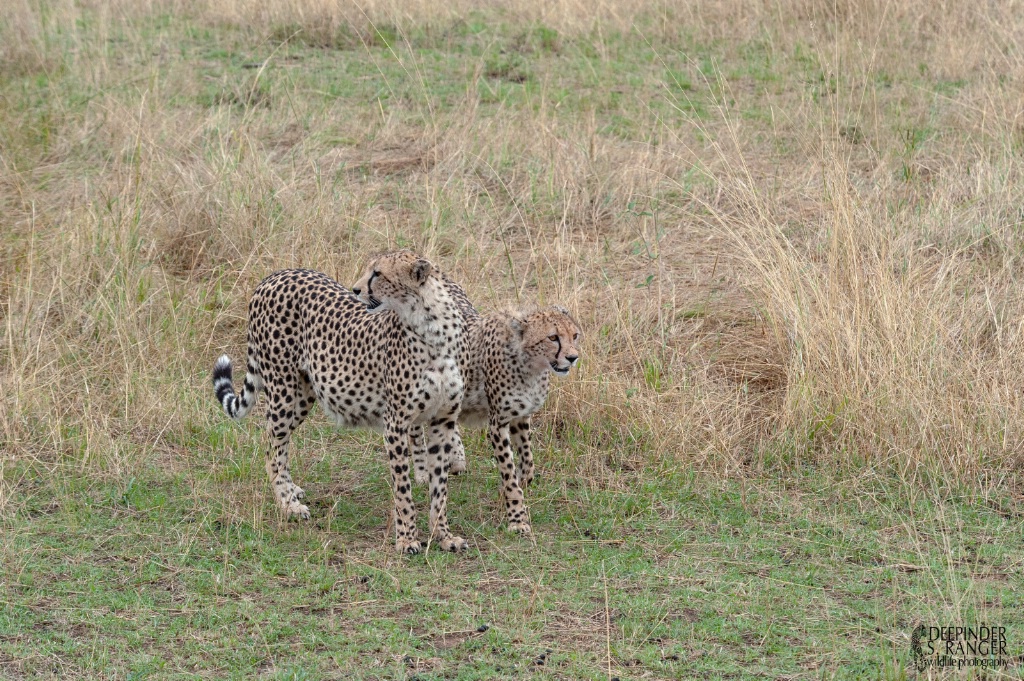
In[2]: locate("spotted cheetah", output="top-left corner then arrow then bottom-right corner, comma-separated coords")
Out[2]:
211,251 -> 468,554
412,279 -> 582,535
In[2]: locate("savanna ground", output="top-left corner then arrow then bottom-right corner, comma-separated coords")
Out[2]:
2,0 -> 1024,678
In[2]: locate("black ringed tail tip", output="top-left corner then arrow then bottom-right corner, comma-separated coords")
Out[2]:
212,355 -> 235,410
212,354 -> 256,419
213,354 -> 233,384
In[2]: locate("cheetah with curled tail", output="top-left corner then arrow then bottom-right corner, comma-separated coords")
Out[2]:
211,251 -> 468,554
412,277 -> 582,535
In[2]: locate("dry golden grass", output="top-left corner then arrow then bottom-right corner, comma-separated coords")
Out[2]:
2,0 -> 1023,502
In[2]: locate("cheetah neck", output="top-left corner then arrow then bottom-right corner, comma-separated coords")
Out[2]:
509,335 -> 552,391
396,277 -> 462,356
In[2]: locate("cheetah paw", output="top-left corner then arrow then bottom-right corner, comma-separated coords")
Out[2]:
286,502 -> 310,520
507,521 -> 532,536
293,485 -> 306,500
414,469 -> 428,485
450,458 -> 467,476
438,534 -> 469,552
396,538 -> 423,555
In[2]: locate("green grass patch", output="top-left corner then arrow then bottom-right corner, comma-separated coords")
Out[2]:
2,421 -> 1021,678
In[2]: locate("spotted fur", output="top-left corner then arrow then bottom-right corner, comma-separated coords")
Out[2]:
412,278 -> 582,535
212,251 -> 468,554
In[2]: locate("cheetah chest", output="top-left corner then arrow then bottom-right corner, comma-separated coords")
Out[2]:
411,355 -> 463,423
496,382 -> 548,420
459,376 -> 489,427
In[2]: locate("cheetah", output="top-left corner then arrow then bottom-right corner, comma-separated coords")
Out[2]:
412,278 -> 582,535
211,251 -> 469,554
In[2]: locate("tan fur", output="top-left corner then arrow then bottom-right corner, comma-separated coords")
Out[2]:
411,278 -> 582,536
212,251 -> 468,555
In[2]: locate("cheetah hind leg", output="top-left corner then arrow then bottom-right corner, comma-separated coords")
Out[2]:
263,375 -> 313,520
289,372 -> 314,502
266,439 -> 310,520
414,424 -> 465,481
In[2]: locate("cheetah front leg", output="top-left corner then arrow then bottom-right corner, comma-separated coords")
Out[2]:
448,423 -> 467,475
410,425 -> 429,485
489,417 -> 531,535
424,413 -> 468,552
510,417 -> 534,489
385,420 -> 421,554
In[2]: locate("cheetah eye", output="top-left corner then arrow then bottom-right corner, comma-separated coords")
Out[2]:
573,333 -> 579,340
548,334 -> 558,342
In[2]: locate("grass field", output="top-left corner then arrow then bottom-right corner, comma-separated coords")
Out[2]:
2,0 -> 1023,678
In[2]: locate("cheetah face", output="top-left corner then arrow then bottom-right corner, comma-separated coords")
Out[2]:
514,306 -> 582,377
352,250 -> 435,314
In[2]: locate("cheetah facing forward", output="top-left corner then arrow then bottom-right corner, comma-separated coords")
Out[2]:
413,279 -> 582,535
212,251 -> 468,554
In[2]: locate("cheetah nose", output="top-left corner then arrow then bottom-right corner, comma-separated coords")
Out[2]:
566,355 -> 579,364
352,287 -> 361,295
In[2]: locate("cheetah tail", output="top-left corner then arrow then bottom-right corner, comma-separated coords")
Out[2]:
212,354 -> 260,420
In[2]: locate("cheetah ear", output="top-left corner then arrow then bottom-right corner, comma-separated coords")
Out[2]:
411,258 -> 433,285
508,316 -> 527,337
550,305 -> 578,326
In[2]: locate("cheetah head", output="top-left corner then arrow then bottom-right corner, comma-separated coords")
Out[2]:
511,305 -> 582,377
352,250 -> 436,314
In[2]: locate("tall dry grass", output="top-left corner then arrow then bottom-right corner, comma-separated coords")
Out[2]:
2,0 -> 1023,506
